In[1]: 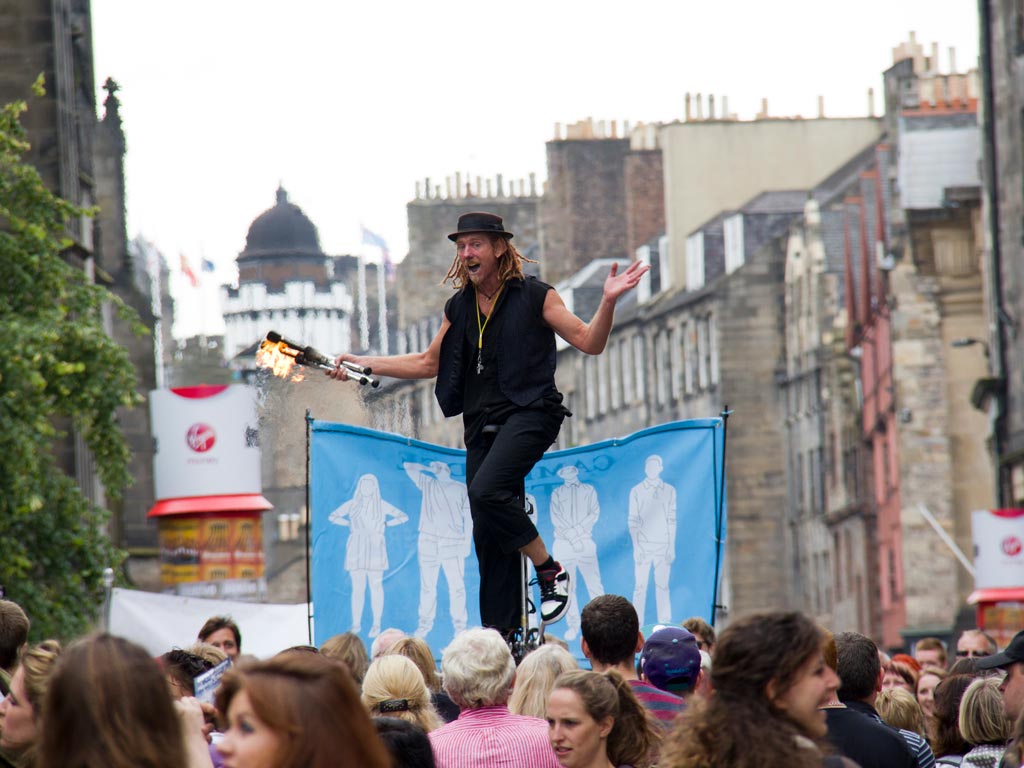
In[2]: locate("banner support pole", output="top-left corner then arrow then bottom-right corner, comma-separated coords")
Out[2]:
305,409 -> 314,645
710,405 -> 732,626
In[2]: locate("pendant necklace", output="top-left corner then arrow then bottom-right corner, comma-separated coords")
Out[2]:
474,283 -> 504,374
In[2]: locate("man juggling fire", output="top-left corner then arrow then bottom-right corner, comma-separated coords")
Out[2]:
327,212 -> 648,641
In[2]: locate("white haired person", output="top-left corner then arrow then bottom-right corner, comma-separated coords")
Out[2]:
428,628 -> 560,768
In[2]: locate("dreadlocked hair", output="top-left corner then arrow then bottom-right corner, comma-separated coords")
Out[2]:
442,235 -> 535,290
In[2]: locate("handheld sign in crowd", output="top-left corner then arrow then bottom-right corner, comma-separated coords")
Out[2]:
194,658 -> 231,704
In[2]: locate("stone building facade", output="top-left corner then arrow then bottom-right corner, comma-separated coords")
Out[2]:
979,0 -> 1024,507
0,0 -> 160,550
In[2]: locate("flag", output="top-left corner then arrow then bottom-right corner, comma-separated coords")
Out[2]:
180,254 -> 199,288
361,225 -> 395,282
200,257 -> 216,273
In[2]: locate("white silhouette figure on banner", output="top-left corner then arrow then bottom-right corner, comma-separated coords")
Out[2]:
329,473 -> 408,638
403,460 -> 472,638
629,455 -> 676,625
550,465 -> 605,641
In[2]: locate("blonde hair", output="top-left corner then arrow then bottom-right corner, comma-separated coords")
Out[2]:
361,655 -> 443,734
320,632 -> 369,684
508,644 -> 578,718
385,636 -> 440,692
959,676 -> 1011,746
442,235 -> 533,290
876,686 -> 926,736
187,642 -> 228,667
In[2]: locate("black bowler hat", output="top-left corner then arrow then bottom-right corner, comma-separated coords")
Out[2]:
977,629 -> 1024,670
447,212 -> 514,242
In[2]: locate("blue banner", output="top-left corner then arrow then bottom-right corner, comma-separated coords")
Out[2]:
310,418 -> 726,659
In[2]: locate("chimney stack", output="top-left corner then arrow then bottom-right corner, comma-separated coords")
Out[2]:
868,88 -> 875,117
818,95 -> 825,118
695,93 -> 704,120
949,46 -> 957,74
709,94 -> 716,119
685,92 -> 692,121
722,95 -> 729,119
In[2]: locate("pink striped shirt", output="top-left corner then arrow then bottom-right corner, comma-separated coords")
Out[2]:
428,705 -> 561,768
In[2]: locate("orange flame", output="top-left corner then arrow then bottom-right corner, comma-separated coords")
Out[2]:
256,340 -> 306,381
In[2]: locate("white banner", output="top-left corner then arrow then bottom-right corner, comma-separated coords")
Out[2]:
109,588 -> 311,658
150,385 -> 261,500
972,509 -> 1024,589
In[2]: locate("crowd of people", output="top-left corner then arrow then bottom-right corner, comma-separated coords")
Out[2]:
1,594 -> 1023,768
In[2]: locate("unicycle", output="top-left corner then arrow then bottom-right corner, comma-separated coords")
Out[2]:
480,424 -> 541,664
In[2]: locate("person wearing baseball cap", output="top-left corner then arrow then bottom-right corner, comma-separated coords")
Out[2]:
639,626 -> 703,700
977,629 -> 1024,723
328,212 -> 649,646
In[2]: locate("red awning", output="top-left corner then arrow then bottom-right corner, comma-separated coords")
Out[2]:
147,494 -> 274,518
967,587 -> 1024,605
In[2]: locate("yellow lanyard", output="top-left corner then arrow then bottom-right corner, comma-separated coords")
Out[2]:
474,283 -> 504,350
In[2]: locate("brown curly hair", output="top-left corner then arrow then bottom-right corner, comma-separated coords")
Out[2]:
442,235 -> 534,290
660,612 -> 829,768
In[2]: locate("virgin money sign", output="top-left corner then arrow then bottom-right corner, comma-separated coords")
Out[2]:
972,509 -> 1024,588
150,385 -> 261,500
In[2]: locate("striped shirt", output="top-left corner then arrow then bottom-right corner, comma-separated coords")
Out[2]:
428,705 -> 561,768
628,679 -> 686,727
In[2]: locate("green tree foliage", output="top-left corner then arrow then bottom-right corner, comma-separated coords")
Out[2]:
0,79 -> 141,640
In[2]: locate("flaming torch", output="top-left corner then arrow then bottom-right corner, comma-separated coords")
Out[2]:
257,331 -> 380,388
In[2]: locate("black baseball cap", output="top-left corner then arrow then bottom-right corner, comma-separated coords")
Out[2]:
976,629 -> 1024,670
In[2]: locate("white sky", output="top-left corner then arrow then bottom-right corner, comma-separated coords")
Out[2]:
89,0 -> 979,339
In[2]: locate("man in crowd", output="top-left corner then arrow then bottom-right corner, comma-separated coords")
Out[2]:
977,629 -> 1024,724
639,626 -> 703,703
835,631 -> 934,768
0,600 -> 29,697
197,615 -> 242,662
429,628 -> 559,768
913,636 -> 947,669
682,616 -> 716,655
956,628 -> 998,661
579,594 -> 685,726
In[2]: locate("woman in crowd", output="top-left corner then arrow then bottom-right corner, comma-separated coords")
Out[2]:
361,654 -> 443,734
546,669 -> 659,768
37,634 -> 193,768
916,664 -> 947,740
509,643 -> 579,719
958,677 -> 1010,767
0,640 -> 60,768
373,717 -> 437,768
661,611 -> 853,768
883,658 -> 920,694
320,631 -> 370,686
931,674 -> 975,765
386,636 -> 459,722
160,648 -> 215,699
215,651 -> 390,768
876,686 -> 927,739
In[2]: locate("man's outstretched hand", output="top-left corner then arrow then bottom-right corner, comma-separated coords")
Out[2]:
603,260 -> 650,303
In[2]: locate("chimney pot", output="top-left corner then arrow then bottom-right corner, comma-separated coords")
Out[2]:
867,88 -> 876,117
818,95 -> 825,118
709,94 -> 716,119
685,93 -> 692,121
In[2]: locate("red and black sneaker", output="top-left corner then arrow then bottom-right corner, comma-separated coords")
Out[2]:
534,562 -> 571,624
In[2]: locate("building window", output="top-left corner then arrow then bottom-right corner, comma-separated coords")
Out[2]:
621,337 -> 634,404
656,331 -> 669,405
610,340 -> 622,410
684,321 -> 696,395
686,233 -> 705,290
670,325 -> 683,401
634,335 -> 646,404
598,349 -> 610,415
708,312 -> 719,385
724,213 -> 745,273
585,356 -> 596,419
697,316 -> 709,390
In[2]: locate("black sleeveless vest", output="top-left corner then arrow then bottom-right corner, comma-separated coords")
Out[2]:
434,277 -> 558,418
